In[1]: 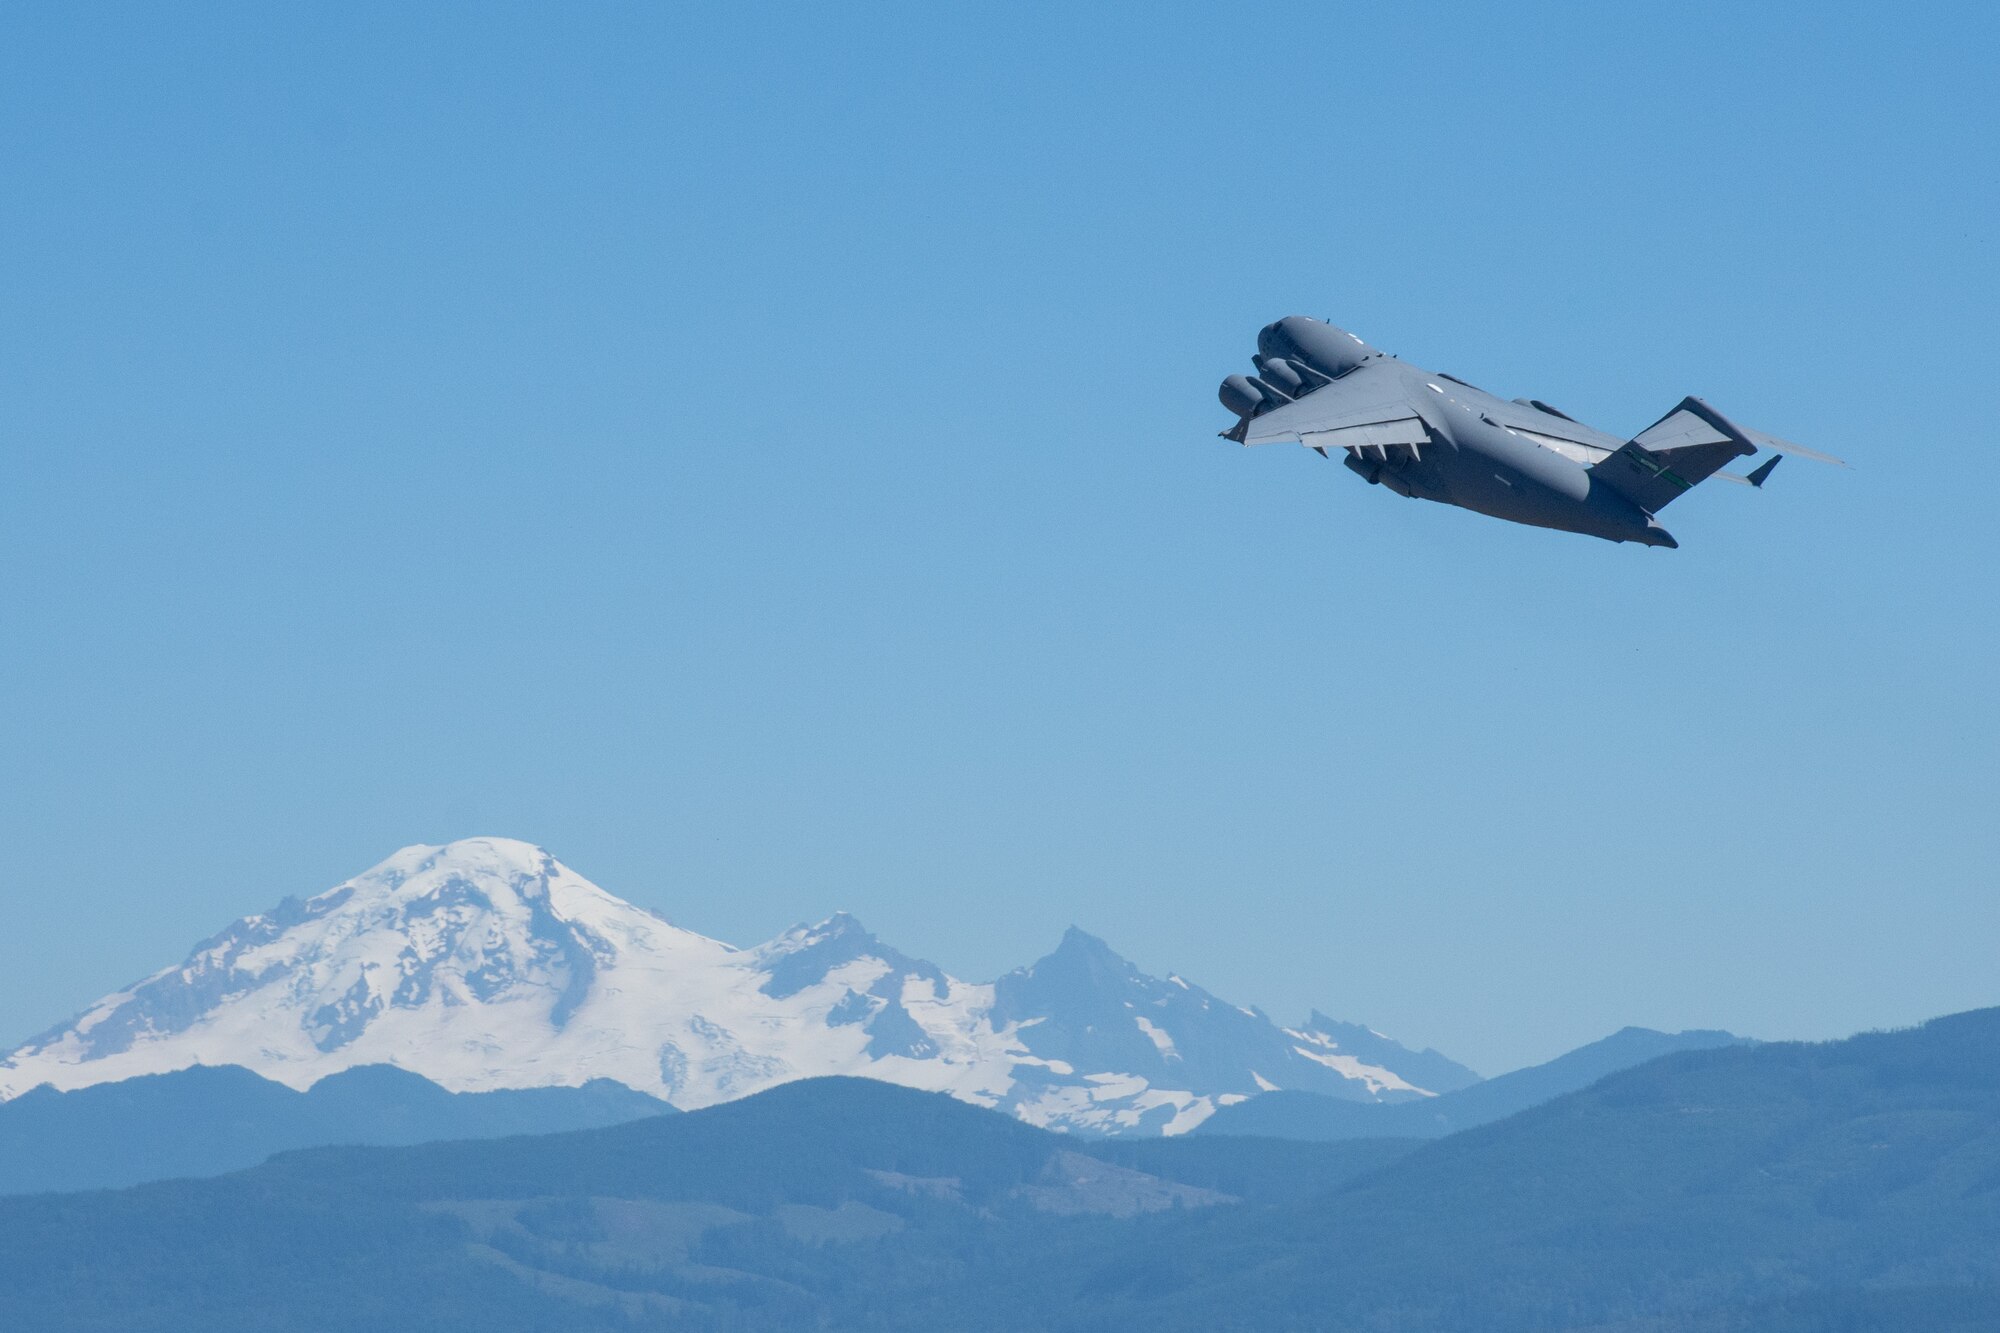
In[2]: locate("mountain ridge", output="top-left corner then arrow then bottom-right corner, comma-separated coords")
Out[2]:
1069,1007 -> 2000,1330
1197,1024 -> 1746,1140
0,837 -> 1467,1135
0,1062 -> 675,1195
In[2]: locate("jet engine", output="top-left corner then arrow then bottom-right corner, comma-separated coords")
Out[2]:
1343,447 -> 1416,497
1218,374 -> 1266,418
1251,356 -> 1305,397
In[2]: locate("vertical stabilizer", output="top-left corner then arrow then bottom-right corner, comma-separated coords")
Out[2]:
1588,396 -> 1756,513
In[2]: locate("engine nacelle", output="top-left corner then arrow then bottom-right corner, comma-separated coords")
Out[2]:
1218,374 -> 1265,418
1344,448 -> 1416,497
1252,356 -> 1306,397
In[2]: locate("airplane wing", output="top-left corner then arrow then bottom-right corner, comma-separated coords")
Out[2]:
1238,360 -> 1428,450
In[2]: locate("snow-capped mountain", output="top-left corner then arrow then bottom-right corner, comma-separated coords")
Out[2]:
0,839 -> 1475,1134
990,929 -> 1478,1124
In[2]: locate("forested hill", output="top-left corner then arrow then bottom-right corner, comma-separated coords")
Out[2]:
0,1063 -> 673,1195
1076,1007 -> 2000,1330
0,1076 -> 1413,1333
4,1010 -> 1999,1331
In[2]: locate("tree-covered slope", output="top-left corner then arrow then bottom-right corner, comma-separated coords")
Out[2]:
5,1012 -> 1999,1332
0,1062 -> 672,1194
1073,1008 -> 2000,1330
0,1075 -> 1400,1332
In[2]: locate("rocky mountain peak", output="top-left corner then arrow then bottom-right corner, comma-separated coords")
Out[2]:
0,841 -> 1480,1136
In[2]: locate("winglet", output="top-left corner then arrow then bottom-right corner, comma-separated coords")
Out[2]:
1746,454 -> 1782,489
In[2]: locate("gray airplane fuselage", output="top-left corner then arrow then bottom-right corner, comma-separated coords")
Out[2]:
1253,318 -> 1678,547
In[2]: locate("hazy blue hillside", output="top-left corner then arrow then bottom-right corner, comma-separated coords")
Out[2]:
1084,1133 -> 1421,1204
1075,1008 -> 2000,1330
1197,1025 -> 1744,1141
3,1013 -> 1998,1331
0,1076 -> 1412,1332
0,1063 -> 672,1194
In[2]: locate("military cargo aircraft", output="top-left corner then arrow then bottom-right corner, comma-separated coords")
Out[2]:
1219,316 -> 1844,548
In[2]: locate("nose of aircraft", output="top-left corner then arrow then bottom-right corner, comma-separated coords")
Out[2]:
1257,315 -> 1317,360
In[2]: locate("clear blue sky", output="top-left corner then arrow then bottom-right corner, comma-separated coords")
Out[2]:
3,2 -> 1994,1074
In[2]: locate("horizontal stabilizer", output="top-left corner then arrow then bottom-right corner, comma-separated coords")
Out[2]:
1631,404 -> 1736,453
1736,428 -> 1846,468
1645,396 -> 1845,467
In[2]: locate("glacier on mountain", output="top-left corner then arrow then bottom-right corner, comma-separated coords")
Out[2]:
0,838 -> 1475,1134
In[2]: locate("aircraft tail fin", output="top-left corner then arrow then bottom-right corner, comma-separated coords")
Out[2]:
1588,397 -> 1757,513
